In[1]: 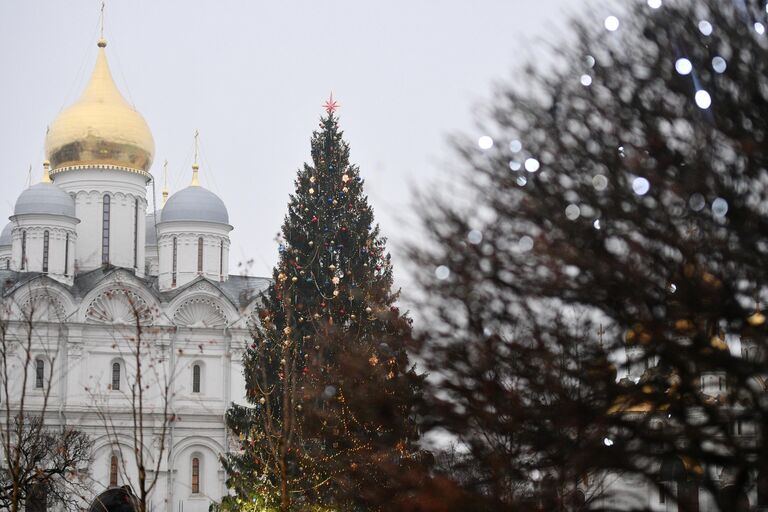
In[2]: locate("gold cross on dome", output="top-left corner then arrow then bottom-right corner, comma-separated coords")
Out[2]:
323,92 -> 340,114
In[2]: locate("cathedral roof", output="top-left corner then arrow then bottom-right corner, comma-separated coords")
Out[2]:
44,39 -> 155,176
161,185 -> 229,225
14,182 -> 77,219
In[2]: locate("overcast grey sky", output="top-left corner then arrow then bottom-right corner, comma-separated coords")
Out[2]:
0,1 -> 606,285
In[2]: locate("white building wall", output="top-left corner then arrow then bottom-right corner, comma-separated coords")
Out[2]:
52,169 -> 148,276
157,221 -> 231,291
9,215 -> 77,285
0,244 -> 10,269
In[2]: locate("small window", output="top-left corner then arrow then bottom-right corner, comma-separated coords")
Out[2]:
42,231 -> 49,273
191,457 -> 200,494
219,240 -> 224,281
192,364 -> 201,393
26,482 -> 47,512
64,233 -> 69,276
112,362 -> 121,391
35,359 -> 44,389
172,237 -> 178,287
109,455 -> 118,487
197,237 -> 204,273
133,198 -> 139,269
102,195 -> 111,265
20,230 -> 26,270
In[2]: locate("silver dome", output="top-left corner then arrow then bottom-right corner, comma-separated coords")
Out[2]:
14,183 -> 76,218
161,186 -> 229,225
145,210 -> 161,246
0,222 -> 11,247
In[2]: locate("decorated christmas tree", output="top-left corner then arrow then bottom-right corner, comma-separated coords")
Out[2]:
222,99 -> 422,512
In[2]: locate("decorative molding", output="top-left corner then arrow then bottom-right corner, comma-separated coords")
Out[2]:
173,297 -> 227,328
19,290 -> 67,322
85,288 -> 153,325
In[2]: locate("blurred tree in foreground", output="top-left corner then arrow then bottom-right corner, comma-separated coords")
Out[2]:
222,111 -> 422,511
408,1 -> 768,510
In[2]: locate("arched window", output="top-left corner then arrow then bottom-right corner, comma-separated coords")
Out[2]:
172,237 -> 178,287
26,481 -> 47,512
109,454 -> 118,487
191,457 -> 200,494
20,230 -> 26,270
112,362 -> 121,391
64,233 -> 69,276
35,359 -> 44,389
42,230 -> 49,273
219,240 -> 224,281
197,237 -> 204,273
133,198 -> 139,268
102,195 -> 111,265
192,364 -> 201,393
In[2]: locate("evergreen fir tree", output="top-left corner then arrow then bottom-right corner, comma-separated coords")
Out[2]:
222,107 -> 421,512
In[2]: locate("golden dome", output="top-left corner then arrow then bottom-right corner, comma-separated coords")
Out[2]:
44,40 -> 154,177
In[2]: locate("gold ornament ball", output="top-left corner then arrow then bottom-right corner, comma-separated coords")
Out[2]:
259,397 -> 266,404
292,276 -> 298,282
366,307 -> 373,313
309,188 -> 315,194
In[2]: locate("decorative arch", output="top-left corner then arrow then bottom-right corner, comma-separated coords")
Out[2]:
85,288 -> 153,325
170,435 -> 223,468
172,297 -> 227,328
91,434 -> 155,467
12,278 -> 75,322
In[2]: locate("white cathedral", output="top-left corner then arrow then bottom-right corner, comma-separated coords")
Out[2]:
1,36 -> 268,511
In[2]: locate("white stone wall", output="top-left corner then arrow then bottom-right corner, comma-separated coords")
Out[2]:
52,168 -> 148,276
0,244 -> 10,270
157,221 -> 231,291
9,215 -> 77,285
1,273 -> 261,512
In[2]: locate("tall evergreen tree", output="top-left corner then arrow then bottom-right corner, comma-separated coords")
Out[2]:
222,106 -> 421,512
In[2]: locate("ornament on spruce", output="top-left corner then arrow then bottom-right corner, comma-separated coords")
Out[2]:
369,354 -> 379,366
342,174 -> 350,182
259,397 -> 266,404
332,276 -> 340,285
280,358 -> 287,365
343,187 -> 349,193
366,307 -> 373,314
309,188 -> 315,194
310,176 -> 316,183
309,241 -> 314,246
333,290 -> 339,297
292,276 -> 298,282
278,272 -> 287,282
283,326 -> 292,335
329,264 -> 336,270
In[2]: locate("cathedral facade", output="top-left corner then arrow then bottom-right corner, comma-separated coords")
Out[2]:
1,37 -> 265,511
